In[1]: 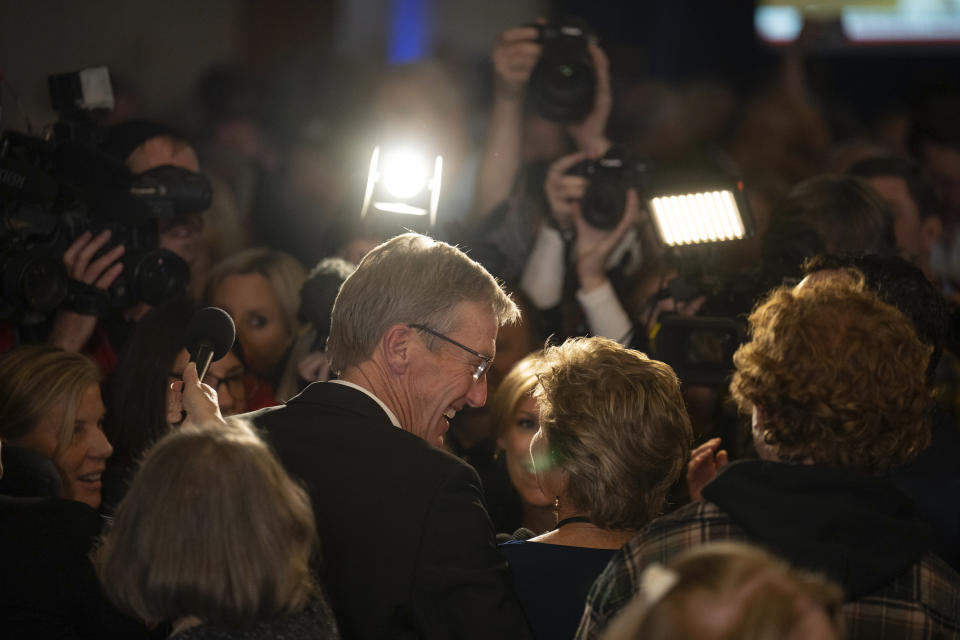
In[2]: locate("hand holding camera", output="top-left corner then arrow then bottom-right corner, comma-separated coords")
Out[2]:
564,43 -> 612,158
491,25 -> 543,101
573,187 -> 642,292
47,230 -> 127,351
545,151 -> 590,230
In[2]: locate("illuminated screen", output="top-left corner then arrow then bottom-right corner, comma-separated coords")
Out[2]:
756,0 -> 960,44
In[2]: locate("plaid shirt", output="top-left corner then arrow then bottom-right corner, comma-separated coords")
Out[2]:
575,500 -> 960,640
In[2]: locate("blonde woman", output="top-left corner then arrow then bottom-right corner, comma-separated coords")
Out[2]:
0,345 -> 150,638
204,247 -> 308,403
0,345 -> 112,509
486,354 -> 554,535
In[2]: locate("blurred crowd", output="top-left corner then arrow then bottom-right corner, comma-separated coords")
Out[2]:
1,9 -> 960,640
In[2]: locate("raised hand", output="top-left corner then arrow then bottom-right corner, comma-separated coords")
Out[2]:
565,43 -> 612,158
170,362 -> 225,428
492,25 -> 542,101
687,437 -> 728,502
573,188 -> 642,291
544,151 -> 589,230
47,230 -> 125,352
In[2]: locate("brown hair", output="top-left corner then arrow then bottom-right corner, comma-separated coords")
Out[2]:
535,337 -> 693,530
488,353 -> 541,441
730,272 -> 931,473
0,345 -> 101,457
95,421 -> 317,628
605,542 -> 844,640
326,233 -> 519,373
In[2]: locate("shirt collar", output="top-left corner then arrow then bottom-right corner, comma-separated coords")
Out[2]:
328,379 -> 401,429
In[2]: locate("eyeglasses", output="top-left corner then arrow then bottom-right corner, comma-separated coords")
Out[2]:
408,324 -> 493,381
170,371 -> 246,397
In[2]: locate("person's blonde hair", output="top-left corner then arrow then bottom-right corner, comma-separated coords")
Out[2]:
95,421 -> 317,629
0,345 -> 101,457
326,233 -> 519,373
604,542 -> 845,640
535,337 -> 693,530
203,247 -> 307,341
489,353 -> 541,442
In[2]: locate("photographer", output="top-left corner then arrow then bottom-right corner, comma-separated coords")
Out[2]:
520,149 -> 643,346
46,121 -> 209,371
470,20 -> 614,282
473,22 -> 612,221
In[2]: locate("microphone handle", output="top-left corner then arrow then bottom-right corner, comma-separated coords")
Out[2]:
192,344 -> 215,383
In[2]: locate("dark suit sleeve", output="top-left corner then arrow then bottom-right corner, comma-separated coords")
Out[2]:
412,462 -> 533,640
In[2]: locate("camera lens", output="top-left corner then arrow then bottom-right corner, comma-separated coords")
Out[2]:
1,248 -> 68,313
529,25 -> 597,123
581,181 -> 626,230
130,249 -> 190,306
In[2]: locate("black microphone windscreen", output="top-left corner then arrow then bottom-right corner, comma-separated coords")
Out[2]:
184,307 -> 236,361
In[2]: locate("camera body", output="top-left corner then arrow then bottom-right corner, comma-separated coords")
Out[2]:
568,154 -> 648,230
0,69 -> 210,323
528,19 -> 597,123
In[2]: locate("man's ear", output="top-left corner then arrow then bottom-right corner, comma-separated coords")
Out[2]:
381,324 -> 415,375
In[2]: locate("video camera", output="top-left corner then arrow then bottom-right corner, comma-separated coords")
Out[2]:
0,67 -> 211,323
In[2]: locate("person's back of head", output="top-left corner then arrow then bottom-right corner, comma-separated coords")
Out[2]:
762,174 -> 896,279
848,155 -> 940,222
730,271 -> 931,473
533,336 -> 693,530
326,233 -> 519,374
96,421 -> 319,630
604,542 -> 844,640
802,254 -> 948,389
908,94 -> 960,221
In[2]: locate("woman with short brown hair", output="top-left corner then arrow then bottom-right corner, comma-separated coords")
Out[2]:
500,336 -> 693,639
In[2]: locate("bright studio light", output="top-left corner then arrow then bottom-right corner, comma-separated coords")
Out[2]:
360,144 -> 443,229
381,149 -> 429,199
649,189 -> 748,247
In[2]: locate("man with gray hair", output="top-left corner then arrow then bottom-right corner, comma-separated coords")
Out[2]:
251,234 -> 531,639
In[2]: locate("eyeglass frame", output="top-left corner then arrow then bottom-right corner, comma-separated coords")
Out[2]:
407,324 -> 493,381
169,370 -> 246,396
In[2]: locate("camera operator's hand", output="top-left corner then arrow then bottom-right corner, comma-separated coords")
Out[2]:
565,43 -> 612,158
687,437 -> 728,501
573,188 -> 642,292
492,25 -> 542,101
169,362 -> 225,428
544,151 -> 589,230
47,230 -> 125,352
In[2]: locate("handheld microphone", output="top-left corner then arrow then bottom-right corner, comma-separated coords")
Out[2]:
184,307 -> 236,382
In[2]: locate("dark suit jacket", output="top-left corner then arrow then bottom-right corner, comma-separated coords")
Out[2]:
250,382 -> 532,640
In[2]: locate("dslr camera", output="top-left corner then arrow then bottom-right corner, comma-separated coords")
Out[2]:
0,67 -> 211,323
528,18 -> 597,123
568,153 -> 648,230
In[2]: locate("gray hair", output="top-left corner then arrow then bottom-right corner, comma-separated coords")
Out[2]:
326,233 -> 518,373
